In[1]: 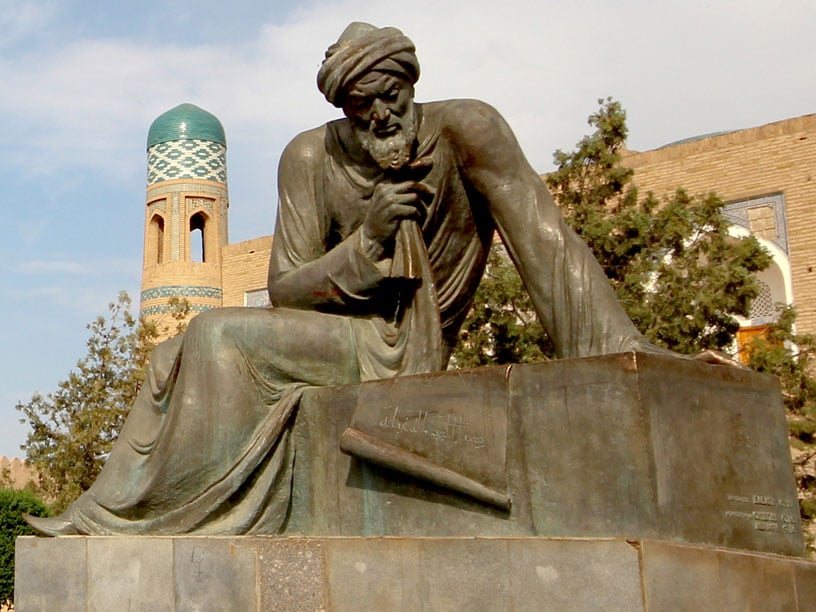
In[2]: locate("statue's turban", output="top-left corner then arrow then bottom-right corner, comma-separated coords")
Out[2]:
317,22 -> 419,107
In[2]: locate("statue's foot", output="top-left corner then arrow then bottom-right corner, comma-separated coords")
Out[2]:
23,513 -> 79,537
693,348 -> 746,369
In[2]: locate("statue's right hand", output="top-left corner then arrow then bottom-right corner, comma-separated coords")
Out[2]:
362,181 -> 431,247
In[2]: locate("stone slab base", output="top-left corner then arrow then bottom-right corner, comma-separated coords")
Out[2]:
15,536 -> 816,611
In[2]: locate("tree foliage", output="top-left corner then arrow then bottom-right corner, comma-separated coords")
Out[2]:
16,292 -> 160,512
0,488 -> 49,606
546,98 -> 770,354
746,306 -> 816,553
452,246 -> 553,368
161,295 -> 192,337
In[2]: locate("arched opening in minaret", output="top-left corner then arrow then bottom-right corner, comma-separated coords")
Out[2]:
149,214 -> 165,264
190,212 -> 208,262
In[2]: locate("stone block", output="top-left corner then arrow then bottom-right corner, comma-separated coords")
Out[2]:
511,354 -> 659,538
511,353 -> 804,556
640,539 -> 799,610
86,537 -> 174,611
257,537 -> 327,611
325,537 -> 421,611
289,383 -> 360,535
794,558 -> 816,607
506,538 -> 643,612
15,536 -> 816,611
14,537 -> 87,612
637,353 -> 802,555
417,538 -> 512,610
174,538 -> 257,611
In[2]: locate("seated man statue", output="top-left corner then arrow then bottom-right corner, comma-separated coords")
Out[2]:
27,22 -> 664,536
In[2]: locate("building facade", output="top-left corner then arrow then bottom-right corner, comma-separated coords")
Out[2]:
623,113 -> 816,348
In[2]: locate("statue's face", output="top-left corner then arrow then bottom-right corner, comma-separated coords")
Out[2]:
343,71 -> 417,170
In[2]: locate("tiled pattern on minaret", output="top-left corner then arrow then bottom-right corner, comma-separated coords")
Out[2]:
147,140 -> 226,185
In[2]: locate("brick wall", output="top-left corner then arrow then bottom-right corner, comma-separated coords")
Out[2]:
221,235 -> 273,307
0,456 -> 37,489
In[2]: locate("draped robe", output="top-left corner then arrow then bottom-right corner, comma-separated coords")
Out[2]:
53,100 -> 651,535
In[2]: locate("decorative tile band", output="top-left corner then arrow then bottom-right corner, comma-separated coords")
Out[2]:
141,285 -> 223,302
245,288 -> 271,308
147,199 -> 167,214
171,195 -> 180,260
147,140 -> 226,185
140,303 -> 216,316
723,193 -> 788,255
187,197 -> 214,215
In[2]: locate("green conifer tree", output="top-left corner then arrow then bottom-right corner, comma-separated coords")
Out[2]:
747,306 -> 816,553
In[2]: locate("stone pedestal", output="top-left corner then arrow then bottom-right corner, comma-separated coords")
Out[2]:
16,353 -> 814,608
14,535 -> 816,611
289,353 -> 804,556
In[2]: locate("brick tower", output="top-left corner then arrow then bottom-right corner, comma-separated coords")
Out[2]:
140,103 -> 229,335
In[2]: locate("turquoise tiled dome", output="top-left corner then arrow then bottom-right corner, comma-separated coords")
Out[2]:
147,103 -> 226,149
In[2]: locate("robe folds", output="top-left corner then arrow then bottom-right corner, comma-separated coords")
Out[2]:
54,100 -> 651,535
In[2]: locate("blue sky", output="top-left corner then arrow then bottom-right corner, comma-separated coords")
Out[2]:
1,0 -> 815,458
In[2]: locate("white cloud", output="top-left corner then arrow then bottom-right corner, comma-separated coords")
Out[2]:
2,0 -> 813,188
0,0 -> 813,254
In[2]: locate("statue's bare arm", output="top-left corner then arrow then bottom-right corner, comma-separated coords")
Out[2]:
445,99 -> 649,357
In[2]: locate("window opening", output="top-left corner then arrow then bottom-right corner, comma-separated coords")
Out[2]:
190,212 -> 206,262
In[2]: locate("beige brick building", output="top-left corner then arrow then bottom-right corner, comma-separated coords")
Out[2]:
139,105 -> 816,349
623,113 -> 816,346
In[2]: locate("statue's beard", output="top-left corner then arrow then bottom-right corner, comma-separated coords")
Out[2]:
354,104 -> 418,171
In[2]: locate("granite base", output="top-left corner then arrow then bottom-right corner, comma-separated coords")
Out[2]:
14,535 -> 816,611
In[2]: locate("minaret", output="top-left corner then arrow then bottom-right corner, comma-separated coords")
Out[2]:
140,103 -> 229,337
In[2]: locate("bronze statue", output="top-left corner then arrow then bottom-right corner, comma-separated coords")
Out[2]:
26,22 -> 664,536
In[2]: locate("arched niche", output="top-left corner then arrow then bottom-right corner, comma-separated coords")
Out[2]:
189,211 -> 209,263
148,213 -> 165,265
